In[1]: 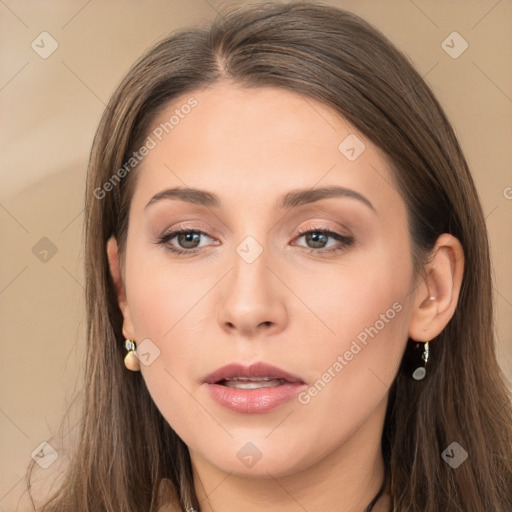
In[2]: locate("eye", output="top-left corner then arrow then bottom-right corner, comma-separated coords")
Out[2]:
154,228 -> 215,256
293,225 -> 354,254
154,225 -> 354,256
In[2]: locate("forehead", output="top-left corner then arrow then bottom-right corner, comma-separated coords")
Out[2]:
130,82 -> 405,221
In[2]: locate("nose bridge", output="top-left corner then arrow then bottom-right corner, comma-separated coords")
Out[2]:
217,225 -> 287,335
229,232 -> 271,302
229,208 -> 271,280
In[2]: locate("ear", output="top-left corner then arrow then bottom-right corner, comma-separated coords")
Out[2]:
408,233 -> 465,341
106,236 -> 136,340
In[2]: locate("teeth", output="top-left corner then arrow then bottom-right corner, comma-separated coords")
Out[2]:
223,378 -> 285,389
230,377 -> 274,381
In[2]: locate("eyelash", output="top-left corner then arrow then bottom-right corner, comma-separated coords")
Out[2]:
154,225 -> 354,257
156,226 -> 354,256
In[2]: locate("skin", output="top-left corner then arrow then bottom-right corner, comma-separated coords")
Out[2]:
107,81 -> 464,512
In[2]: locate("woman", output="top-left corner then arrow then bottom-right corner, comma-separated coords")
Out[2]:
26,1 -> 512,511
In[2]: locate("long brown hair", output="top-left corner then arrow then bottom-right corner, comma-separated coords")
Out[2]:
26,2 -> 512,511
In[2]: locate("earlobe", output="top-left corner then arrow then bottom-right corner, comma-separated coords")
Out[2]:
408,233 -> 465,342
106,236 -> 135,340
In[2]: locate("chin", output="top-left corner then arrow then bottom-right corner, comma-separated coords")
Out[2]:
194,436 -> 320,479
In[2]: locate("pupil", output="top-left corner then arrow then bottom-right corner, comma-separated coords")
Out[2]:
307,232 -> 326,248
179,232 -> 199,248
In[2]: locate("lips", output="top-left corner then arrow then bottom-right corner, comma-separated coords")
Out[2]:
204,362 -> 306,414
204,362 -> 305,386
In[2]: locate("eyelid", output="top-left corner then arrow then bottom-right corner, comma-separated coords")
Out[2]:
155,221 -> 354,256
157,222 -> 347,243
295,222 -> 349,237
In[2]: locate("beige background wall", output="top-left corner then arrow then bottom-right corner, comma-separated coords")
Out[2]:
1,0 -> 511,510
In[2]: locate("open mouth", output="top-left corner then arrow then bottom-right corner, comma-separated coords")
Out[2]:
205,363 -> 305,413
218,377 -> 288,389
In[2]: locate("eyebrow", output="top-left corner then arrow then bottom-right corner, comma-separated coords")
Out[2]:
144,186 -> 376,213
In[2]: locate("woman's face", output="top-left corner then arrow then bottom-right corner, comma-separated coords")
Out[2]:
112,82 -> 420,478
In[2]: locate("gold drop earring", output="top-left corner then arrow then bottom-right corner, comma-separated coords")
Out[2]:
124,339 -> 141,371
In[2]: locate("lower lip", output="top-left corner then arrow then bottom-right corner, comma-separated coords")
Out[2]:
205,382 -> 305,414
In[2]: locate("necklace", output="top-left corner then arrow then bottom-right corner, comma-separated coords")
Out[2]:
364,478 -> 386,512
185,478 -> 387,512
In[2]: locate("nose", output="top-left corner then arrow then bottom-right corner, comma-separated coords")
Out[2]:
217,246 -> 288,338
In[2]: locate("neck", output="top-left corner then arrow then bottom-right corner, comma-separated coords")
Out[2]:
191,396 -> 389,512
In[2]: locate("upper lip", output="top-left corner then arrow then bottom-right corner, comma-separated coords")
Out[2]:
204,362 -> 305,384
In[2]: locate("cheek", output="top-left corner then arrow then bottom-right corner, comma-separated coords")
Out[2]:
124,236 -> 205,339
123,241 -> 205,411
291,247 -> 412,411
294,244 -> 412,347
125,268 -> 207,440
